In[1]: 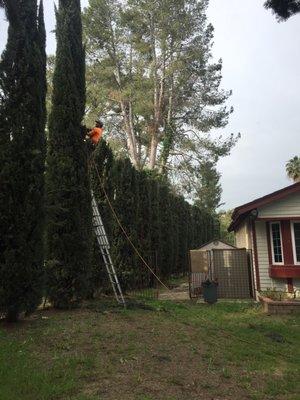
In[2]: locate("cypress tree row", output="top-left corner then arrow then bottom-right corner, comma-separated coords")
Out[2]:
45,0 -> 93,308
91,141 -> 218,293
0,0 -> 46,321
135,171 -> 154,287
110,158 -> 138,290
89,141 -> 115,295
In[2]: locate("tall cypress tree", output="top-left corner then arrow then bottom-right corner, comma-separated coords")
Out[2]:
37,0 -> 47,136
0,0 -> 46,321
45,0 -> 93,308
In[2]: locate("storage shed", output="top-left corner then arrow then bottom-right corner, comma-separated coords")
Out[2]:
189,240 -> 253,299
197,239 -> 236,251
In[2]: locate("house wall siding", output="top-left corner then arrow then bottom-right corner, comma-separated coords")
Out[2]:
255,220 -> 286,291
257,193 -> 300,294
235,221 -> 252,249
234,190 -> 300,296
258,192 -> 300,218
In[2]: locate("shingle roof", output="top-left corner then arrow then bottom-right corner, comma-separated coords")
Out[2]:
229,181 -> 300,231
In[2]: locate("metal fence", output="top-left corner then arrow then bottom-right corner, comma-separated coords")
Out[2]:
101,250 -> 161,301
189,249 -> 254,299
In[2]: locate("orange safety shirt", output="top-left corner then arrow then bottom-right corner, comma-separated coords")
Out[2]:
90,127 -> 103,144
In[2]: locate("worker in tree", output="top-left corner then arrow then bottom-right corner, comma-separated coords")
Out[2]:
87,120 -> 104,145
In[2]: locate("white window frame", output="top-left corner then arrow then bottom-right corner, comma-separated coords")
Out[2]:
290,221 -> 300,265
269,222 -> 284,265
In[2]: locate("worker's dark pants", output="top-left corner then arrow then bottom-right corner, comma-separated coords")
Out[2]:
85,140 -> 96,159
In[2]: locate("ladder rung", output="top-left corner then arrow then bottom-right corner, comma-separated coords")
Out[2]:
91,190 -> 126,307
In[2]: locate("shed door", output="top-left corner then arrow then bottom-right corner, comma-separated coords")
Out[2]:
212,249 -> 253,298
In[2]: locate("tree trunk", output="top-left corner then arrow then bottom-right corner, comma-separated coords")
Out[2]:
159,67 -> 174,174
120,100 -> 139,169
149,133 -> 159,170
111,39 -> 140,169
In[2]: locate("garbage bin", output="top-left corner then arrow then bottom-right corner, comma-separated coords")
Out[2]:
201,279 -> 218,304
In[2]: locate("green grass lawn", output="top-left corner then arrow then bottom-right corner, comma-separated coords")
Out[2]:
0,299 -> 299,400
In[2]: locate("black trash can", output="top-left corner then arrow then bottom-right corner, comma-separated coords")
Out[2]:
201,279 -> 218,304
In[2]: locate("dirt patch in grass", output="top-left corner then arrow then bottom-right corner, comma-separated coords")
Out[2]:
63,309 -> 247,399
1,299 -> 300,400
159,281 -> 190,301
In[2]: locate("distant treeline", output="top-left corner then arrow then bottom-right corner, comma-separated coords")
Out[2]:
90,141 -> 219,292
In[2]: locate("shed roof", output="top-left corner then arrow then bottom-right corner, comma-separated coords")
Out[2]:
196,239 -> 236,250
229,181 -> 300,231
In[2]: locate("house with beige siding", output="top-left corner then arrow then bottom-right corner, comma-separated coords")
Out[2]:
229,182 -> 300,297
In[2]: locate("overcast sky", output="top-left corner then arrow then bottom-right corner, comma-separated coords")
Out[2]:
0,0 -> 299,210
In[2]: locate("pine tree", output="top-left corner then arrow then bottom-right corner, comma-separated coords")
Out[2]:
0,0 -> 46,321
83,0 -> 237,185
45,0 -> 93,308
194,161 -> 223,215
218,210 -> 235,245
264,0 -> 300,20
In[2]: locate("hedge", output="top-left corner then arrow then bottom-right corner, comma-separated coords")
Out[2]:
90,140 -> 219,293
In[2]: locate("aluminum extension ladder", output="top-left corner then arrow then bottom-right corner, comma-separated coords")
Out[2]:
91,191 -> 126,307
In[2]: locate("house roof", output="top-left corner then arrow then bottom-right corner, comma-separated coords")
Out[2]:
229,181 -> 300,232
